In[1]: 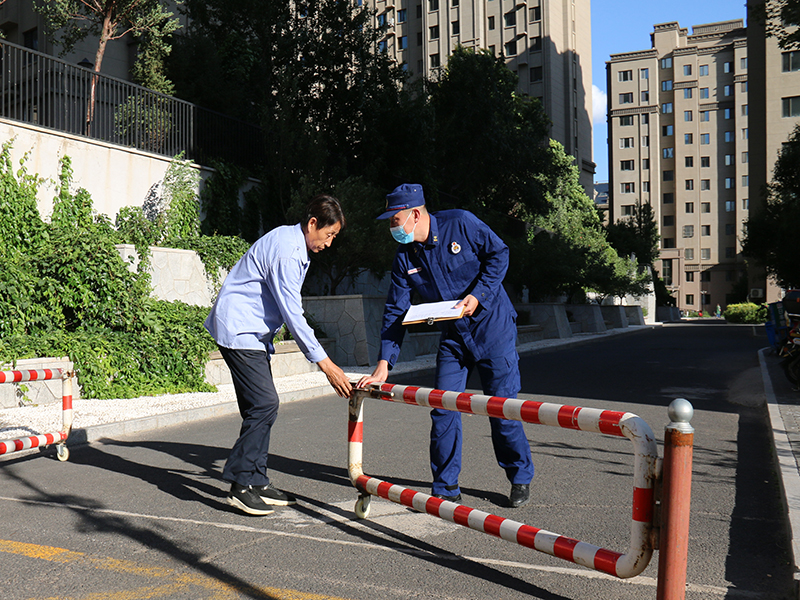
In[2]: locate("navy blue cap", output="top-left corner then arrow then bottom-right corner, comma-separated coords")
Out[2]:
377,184 -> 425,220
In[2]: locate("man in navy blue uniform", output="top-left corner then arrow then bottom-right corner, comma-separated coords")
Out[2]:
357,184 -> 534,508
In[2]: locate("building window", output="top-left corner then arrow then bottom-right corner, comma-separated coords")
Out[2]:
700,110 -> 710,122
661,57 -> 673,69
701,271 -> 711,282
430,53 -> 441,68
430,25 -> 440,39
417,4 -> 423,18
504,40 -> 517,56
619,92 -> 633,104
724,85 -> 733,96
643,181 -> 650,192
620,115 -> 634,126
724,108 -> 733,119
663,238 -> 676,249
685,179 -> 694,190
398,35 -> 408,50
742,175 -> 749,187
701,248 -> 711,260
417,31 -> 423,45
701,293 -> 712,306
641,68 -> 649,79
701,179 -> 711,190
619,70 -> 633,82
701,156 -> 710,167
701,225 -> 711,236
662,102 -> 673,113
664,215 -> 675,227
685,156 -> 694,167
725,154 -> 734,166
530,36 -> 542,52
685,133 -> 693,144
686,294 -> 695,305
742,81 -> 748,93
641,136 -> 650,147
686,271 -> 695,282
641,91 -> 650,102
725,223 -> 735,234
699,64 -> 709,76
782,51 -> 800,72
621,204 -> 635,216
685,248 -> 695,260
377,13 -> 387,27
725,247 -> 736,258
724,131 -> 734,142
452,20 -> 460,35
529,66 -> 543,82
663,147 -> 674,159
662,124 -> 673,136
684,110 -> 693,121
741,57 -> 748,70
429,0 -> 439,10
663,193 -> 674,204
783,96 -> 800,118
621,182 -> 636,193
724,61 -> 733,73
378,40 -> 387,52
504,11 -> 516,27
662,259 -> 673,285
701,202 -> 711,213
685,202 -> 694,213
700,88 -> 710,99
725,177 -> 734,189
620,160 -> 635,171
620,137 -> 634,148
742,151 -> 749,163
488,16 -> 495,30
743,198 -> 749,210
700,133 -> 710,145
684,88 -> 693,99
398,8 -> 407,21
662,80 -> 673,91
684,64 -> 692,76
742,104 -> 748,116
529,6 -> 542,21
726,200 -> 735,212
663,170 -> 674,181
643,158 -> 650,169
683,225 -> 694,238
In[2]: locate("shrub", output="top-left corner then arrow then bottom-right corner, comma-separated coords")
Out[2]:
723,303 -> 768,324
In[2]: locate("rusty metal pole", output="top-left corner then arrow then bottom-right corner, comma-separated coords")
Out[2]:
657,398 -> 694,600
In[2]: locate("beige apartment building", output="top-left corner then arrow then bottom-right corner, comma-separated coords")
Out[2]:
607,20 -> 749,313
362,0 -> 595,190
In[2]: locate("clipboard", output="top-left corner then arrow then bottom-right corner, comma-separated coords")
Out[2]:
402,300 -> 465,326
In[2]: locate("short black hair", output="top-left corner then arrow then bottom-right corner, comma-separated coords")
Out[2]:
304,194 -> 346,230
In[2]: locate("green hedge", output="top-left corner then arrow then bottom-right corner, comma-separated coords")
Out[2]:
723,303 -> 768,324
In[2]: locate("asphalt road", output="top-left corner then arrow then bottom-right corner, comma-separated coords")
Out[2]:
0,321 -> 793,599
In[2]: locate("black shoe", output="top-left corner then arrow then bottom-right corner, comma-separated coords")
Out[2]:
509,483 -> 530,508
228,483 -> 275,515
255,483 -> 297,506
433,493 -> 462,503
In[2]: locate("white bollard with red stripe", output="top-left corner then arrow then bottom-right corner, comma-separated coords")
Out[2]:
0,368 -> 74,461
348,383 -> 659,579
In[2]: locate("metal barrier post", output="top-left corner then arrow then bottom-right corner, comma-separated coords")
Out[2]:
656,398 -> 694,600
348,383 -> 659,578
0,368 -> 75,461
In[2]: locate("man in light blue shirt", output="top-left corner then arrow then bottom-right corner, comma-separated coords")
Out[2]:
205,195 -> 352,515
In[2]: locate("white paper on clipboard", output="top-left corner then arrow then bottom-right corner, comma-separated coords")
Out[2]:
402,300 -> 465,325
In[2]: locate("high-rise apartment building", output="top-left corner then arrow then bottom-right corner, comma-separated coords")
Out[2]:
607,20 -> 748,312
362,0 -> 595,191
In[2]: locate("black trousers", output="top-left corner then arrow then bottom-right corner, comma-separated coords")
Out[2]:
219,346 -> 280,487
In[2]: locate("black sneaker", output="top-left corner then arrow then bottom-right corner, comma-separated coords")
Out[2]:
255,483 -> 297,506
509,483 -> 530,508
433,493 -> 462,503
227,483 -> 275,515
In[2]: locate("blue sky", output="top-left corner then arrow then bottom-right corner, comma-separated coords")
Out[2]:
591,0 -> 748,183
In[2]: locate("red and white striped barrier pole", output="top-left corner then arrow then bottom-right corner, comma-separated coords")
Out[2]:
656,398 -> 694,600
0,368 -> 74,461
348,383 -> 659,578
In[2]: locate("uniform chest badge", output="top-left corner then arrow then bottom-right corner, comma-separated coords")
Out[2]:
450,241 -> 461,255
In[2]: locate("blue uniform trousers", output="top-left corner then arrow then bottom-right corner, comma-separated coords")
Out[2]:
219,346 -> 280,487
430,339 -> 535,496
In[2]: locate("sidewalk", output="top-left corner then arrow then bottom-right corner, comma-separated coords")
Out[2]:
0,326 -> 651,456
760,347 -> 800,596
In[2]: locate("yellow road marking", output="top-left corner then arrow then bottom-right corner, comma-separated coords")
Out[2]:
1,539 -> 352,600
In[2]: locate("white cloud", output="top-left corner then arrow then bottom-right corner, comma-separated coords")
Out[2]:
592,85 -> 607,125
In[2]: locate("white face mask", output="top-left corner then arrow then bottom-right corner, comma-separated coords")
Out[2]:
390,211 -> 417,244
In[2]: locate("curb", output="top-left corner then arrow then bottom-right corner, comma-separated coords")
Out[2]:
760,348 -> 800,598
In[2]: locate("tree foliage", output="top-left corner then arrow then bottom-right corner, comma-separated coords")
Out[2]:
743,124 -> 800,288
605,201 -> 661,267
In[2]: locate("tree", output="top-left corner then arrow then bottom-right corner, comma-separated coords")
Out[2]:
34,0 -> 181,132
429,46 -> 551,218
520,141 -> 649,301
753,0 -> 800,50
605,201 -> 660,267
743,124 -> 800,288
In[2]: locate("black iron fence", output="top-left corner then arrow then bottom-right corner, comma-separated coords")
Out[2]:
0,39 -> 266,171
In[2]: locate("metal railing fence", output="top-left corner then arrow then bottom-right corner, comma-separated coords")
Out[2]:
0,39 -> 265,170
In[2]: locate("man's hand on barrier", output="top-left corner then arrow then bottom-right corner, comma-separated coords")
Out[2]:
356,360 -> 389,389
317,357 -> 352,398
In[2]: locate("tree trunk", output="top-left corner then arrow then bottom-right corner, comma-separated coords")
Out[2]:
85,12 -> 113,136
